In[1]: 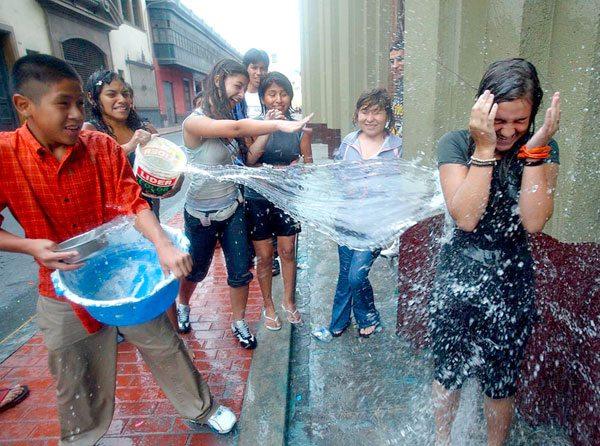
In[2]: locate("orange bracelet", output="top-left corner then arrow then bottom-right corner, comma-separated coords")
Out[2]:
517,145 -> 551,160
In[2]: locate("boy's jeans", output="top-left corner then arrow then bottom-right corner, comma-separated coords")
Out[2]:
329,245 -> 381,333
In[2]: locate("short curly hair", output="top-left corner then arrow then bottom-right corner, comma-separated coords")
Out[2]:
352,88 -> 394,131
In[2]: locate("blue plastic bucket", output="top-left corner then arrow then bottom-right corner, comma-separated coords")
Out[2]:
52,224 -> 189,326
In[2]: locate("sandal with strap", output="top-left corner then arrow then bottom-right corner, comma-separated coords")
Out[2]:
281,303 -> 302,324
358,323 -> 383,338
263,308 -> 282,331
0,385 -> 29,413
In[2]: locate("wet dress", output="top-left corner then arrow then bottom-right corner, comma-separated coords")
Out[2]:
430,130 -> 559,399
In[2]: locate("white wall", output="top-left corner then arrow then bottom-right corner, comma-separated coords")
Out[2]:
109,23 -> 153,83
0,0 -> 52,56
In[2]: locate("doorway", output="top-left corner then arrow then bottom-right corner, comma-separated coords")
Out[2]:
163,81 -> 176,125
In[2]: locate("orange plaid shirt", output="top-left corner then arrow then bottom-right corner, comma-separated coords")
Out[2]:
0,124 -> 149,331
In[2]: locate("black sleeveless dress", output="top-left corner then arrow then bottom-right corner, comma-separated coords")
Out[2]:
429,130 -> 559,399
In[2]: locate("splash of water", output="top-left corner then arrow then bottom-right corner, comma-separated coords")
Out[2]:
183,159 -> 444,250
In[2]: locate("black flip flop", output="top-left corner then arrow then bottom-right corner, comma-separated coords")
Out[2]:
331,324 -> 350,337
0,385 -> 29,413
358,324 -> 383,338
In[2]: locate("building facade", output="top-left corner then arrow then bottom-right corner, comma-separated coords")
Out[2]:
300,0 -> 599,244
0,0 -> 161,128
146,0 -> 241,126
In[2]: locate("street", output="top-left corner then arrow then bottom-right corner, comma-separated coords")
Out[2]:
0,130 -> 186,347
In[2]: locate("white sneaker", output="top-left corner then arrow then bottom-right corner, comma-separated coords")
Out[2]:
176,303 -> 191,334
206,405 -> 237,434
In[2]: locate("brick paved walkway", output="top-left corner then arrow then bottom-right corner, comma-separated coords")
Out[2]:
0,212 -> 262,445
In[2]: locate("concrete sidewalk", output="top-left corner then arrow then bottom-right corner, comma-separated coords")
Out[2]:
285,229 -> 571,445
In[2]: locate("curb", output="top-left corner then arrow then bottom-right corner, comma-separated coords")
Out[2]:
238,275 -> 291,446
157,126 -> 181,136
0,318 -> 37,364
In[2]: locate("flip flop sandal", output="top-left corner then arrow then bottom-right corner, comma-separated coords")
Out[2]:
263,308 -> 282,331
331,324 -> 350,337
358,324 -> 383,338
0,385 -> 29,413
282,304 -> 303,325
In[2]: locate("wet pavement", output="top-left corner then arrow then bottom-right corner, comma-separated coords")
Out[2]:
286,229 -> 571,445
0,210 -> 38,358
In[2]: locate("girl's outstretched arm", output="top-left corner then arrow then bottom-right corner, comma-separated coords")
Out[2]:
184,113 -> 312,143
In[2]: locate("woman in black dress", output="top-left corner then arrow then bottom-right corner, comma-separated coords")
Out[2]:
430,59 -> 560,446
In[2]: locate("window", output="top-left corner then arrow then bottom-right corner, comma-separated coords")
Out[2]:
183,79 -> 192,111
132,0 -> 144,30
120,0 -> 132,22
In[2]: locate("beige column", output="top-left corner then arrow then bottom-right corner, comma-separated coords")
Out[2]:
403,0 -> 599,242
300,0 -> 394,137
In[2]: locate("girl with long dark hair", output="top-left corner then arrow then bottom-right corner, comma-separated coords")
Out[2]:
82,70 -> 165,218
245,71 -> 313,330
430,58 -> 560,446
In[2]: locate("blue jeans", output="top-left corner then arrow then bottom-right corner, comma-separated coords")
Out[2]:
329,245 -> 381,332
184,206 -> 253,288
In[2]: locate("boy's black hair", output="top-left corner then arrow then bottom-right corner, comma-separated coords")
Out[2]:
258,71 -> 294,119
11,54 -> 81,100
477,58 -> 543,131
389,40 -> 404,53
242,48 -> 270,69
85,69 -> 144,136
202,59 -> 249,120
352,87 -> 395,132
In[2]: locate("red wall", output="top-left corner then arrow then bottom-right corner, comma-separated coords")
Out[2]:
153,60 -> 194,118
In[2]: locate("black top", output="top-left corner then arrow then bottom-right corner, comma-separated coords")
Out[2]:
437,130 -> 559,254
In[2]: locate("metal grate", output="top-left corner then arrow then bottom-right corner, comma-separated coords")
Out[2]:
62,38 -> 106,116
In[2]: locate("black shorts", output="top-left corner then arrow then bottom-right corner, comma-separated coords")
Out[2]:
429,244 -> 536,399
245,198 -> 301,241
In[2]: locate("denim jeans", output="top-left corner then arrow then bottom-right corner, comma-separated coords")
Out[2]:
184,206 -> 253,287
329,245 -> 381,332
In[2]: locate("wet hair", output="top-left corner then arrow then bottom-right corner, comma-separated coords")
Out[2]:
202,59 -> 249,120
85,69 -> 144,136
390,40 -> 404,53
242,48 -> 270,69
352,88 -> 395,131
258,71 -> 294,119
477,58 -> 543,131
11,54 -> 81,101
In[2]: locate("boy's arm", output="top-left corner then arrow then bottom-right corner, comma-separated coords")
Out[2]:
134,209 -> 192,278
0,227 -> 81,271
106,138 -> 192,278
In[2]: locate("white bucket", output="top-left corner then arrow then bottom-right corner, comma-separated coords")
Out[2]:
133,137 -> 187,197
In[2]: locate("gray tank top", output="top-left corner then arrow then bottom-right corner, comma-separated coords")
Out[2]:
184,128 -> 240,211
